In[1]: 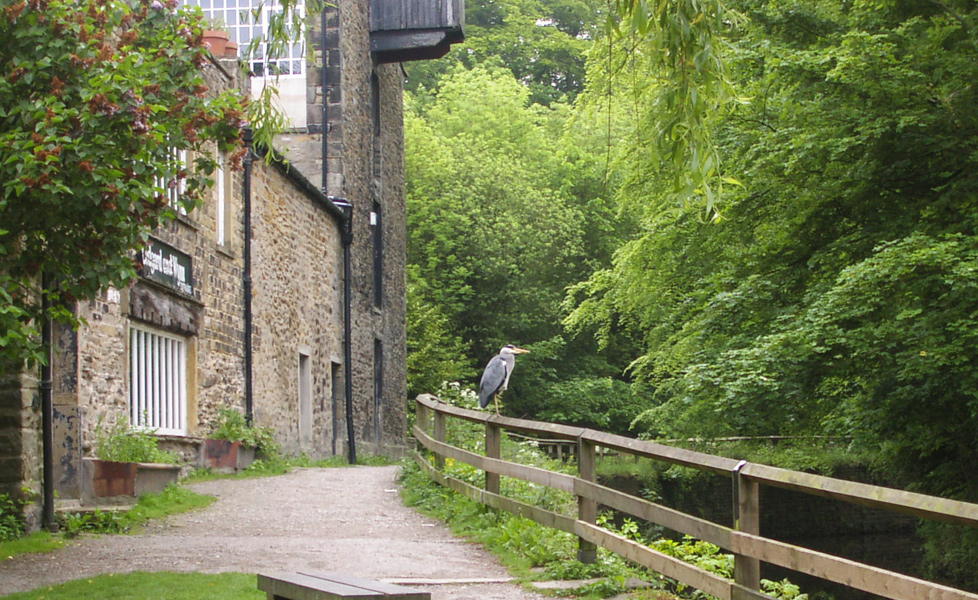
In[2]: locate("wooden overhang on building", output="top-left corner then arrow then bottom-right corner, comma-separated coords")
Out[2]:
370,0 -> 465,64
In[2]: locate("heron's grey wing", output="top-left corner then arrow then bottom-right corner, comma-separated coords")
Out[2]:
479,356 -> 509,408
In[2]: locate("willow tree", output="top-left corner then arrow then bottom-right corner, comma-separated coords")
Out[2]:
609,0 -> 746,220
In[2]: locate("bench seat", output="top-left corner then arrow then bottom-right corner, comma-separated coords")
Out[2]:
257,572 -> 431,600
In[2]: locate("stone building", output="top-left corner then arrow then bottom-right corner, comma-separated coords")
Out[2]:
0,0 -> 464,528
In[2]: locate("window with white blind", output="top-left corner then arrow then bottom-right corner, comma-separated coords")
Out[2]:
216,152 -> 227,246
130,325 -> 188,436
156,146 -> 188,215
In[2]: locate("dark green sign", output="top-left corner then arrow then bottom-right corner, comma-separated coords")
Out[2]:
139,238 -> 194,297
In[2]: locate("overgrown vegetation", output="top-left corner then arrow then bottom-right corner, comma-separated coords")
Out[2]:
56,485 -> 215,538
404,0 -> 978,585
94,417 -> 178,464
402,429 -> 809,600
0,490 -> 29,542
210,407 -> 279,457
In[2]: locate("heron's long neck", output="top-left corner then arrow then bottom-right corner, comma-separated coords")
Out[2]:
502,355 -> 516,388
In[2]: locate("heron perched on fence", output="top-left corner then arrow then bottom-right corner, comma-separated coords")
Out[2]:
479,345 -> 530,414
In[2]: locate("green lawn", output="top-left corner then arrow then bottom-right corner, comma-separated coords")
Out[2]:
1,572 -> 264,600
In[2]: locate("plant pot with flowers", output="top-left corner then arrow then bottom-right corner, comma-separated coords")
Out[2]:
82,417 -> 180,505
202,408 -> 275,472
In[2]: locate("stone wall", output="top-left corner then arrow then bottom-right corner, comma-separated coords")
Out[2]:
0,368 -> 41,530
250,162 -> 345,456
277,0 -> 409,455
47,54 -> 253,490
7,0 -> 415,517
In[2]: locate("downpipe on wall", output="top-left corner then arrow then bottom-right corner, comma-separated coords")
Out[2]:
330,197 -> 357,466
40,275 -> 57,531
243,127 -> 255,424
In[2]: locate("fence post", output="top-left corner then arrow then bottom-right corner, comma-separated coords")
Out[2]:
433,409 -> 447,470
485,420 -> 501,495
414,401 -> 428,457
733,460 -> 761,592
577,436 -> 597,564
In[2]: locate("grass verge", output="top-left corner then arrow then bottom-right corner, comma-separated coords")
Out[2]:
0,531 -> 66,561
0,571 -> 264,600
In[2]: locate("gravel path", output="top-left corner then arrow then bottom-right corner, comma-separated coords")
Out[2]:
0,466 -> 548,600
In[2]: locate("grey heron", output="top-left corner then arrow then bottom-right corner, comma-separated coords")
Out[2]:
478,345 -> 530,414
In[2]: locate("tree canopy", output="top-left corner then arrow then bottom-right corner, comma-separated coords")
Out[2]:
0,0 -> 254,369
405,0 -> 978,542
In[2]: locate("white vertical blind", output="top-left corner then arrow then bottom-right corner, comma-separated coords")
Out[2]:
217,153 -> 226,246
130,325 -> 188,435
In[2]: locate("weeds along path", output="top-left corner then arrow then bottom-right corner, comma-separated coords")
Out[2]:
0,466 -> 546,600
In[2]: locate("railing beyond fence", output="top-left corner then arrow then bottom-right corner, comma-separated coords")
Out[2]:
412,394 -> 978,600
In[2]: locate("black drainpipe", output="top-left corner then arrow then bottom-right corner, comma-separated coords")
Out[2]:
40,276 -> 56,530
243,127 -> 254,424
331,198 -> 356,465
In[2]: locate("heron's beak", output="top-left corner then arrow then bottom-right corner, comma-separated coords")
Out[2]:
513,347 -> 530,354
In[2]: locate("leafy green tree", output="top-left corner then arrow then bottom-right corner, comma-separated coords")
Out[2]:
406,0 -> 602,105
406,65 -> 635,416
406,274 -> 477,401
568,0 -> 978,489
407,66 -> 589,349
0,0 -> 249,370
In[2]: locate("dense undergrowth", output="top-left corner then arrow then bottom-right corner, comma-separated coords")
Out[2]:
401,418 -> 810,600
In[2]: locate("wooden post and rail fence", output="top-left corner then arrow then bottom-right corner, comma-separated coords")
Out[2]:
412,394 -> 978,600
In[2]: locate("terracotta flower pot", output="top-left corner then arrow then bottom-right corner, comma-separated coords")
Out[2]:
81,458 -> 180,505
202,29 -> 229,56
203,439 -> 255,472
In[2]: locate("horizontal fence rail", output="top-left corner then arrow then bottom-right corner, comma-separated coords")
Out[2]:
413,394 -> 978,600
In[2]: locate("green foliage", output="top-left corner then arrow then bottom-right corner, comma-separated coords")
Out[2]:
918,521 -> 978,591
532,376 -> 645,434
210,407 -> 279,458
406,0 -> 978,584
0,490 -> 28,542
650,537 -> 808,600
57,508 -> 129,538
0,572 -> 264,600
405,0 -> 601,105
57,485 -> 214,538
650,537 -> 734,580
761,579 -> 808,600
608,0 -> 747,218
560,1 -> 978,582
405,64 -> 632,411
406,278 -> 477,401
94,417 -> 178,464
567,0 -> 978,478
0,0 -> 249,370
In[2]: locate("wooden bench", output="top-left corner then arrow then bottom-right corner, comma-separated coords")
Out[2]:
257,572 -> 431,600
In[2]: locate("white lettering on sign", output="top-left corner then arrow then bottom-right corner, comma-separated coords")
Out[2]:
142,242 -> 193,296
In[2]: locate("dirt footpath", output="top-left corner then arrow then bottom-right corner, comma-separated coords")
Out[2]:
0,466 -> 547,600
